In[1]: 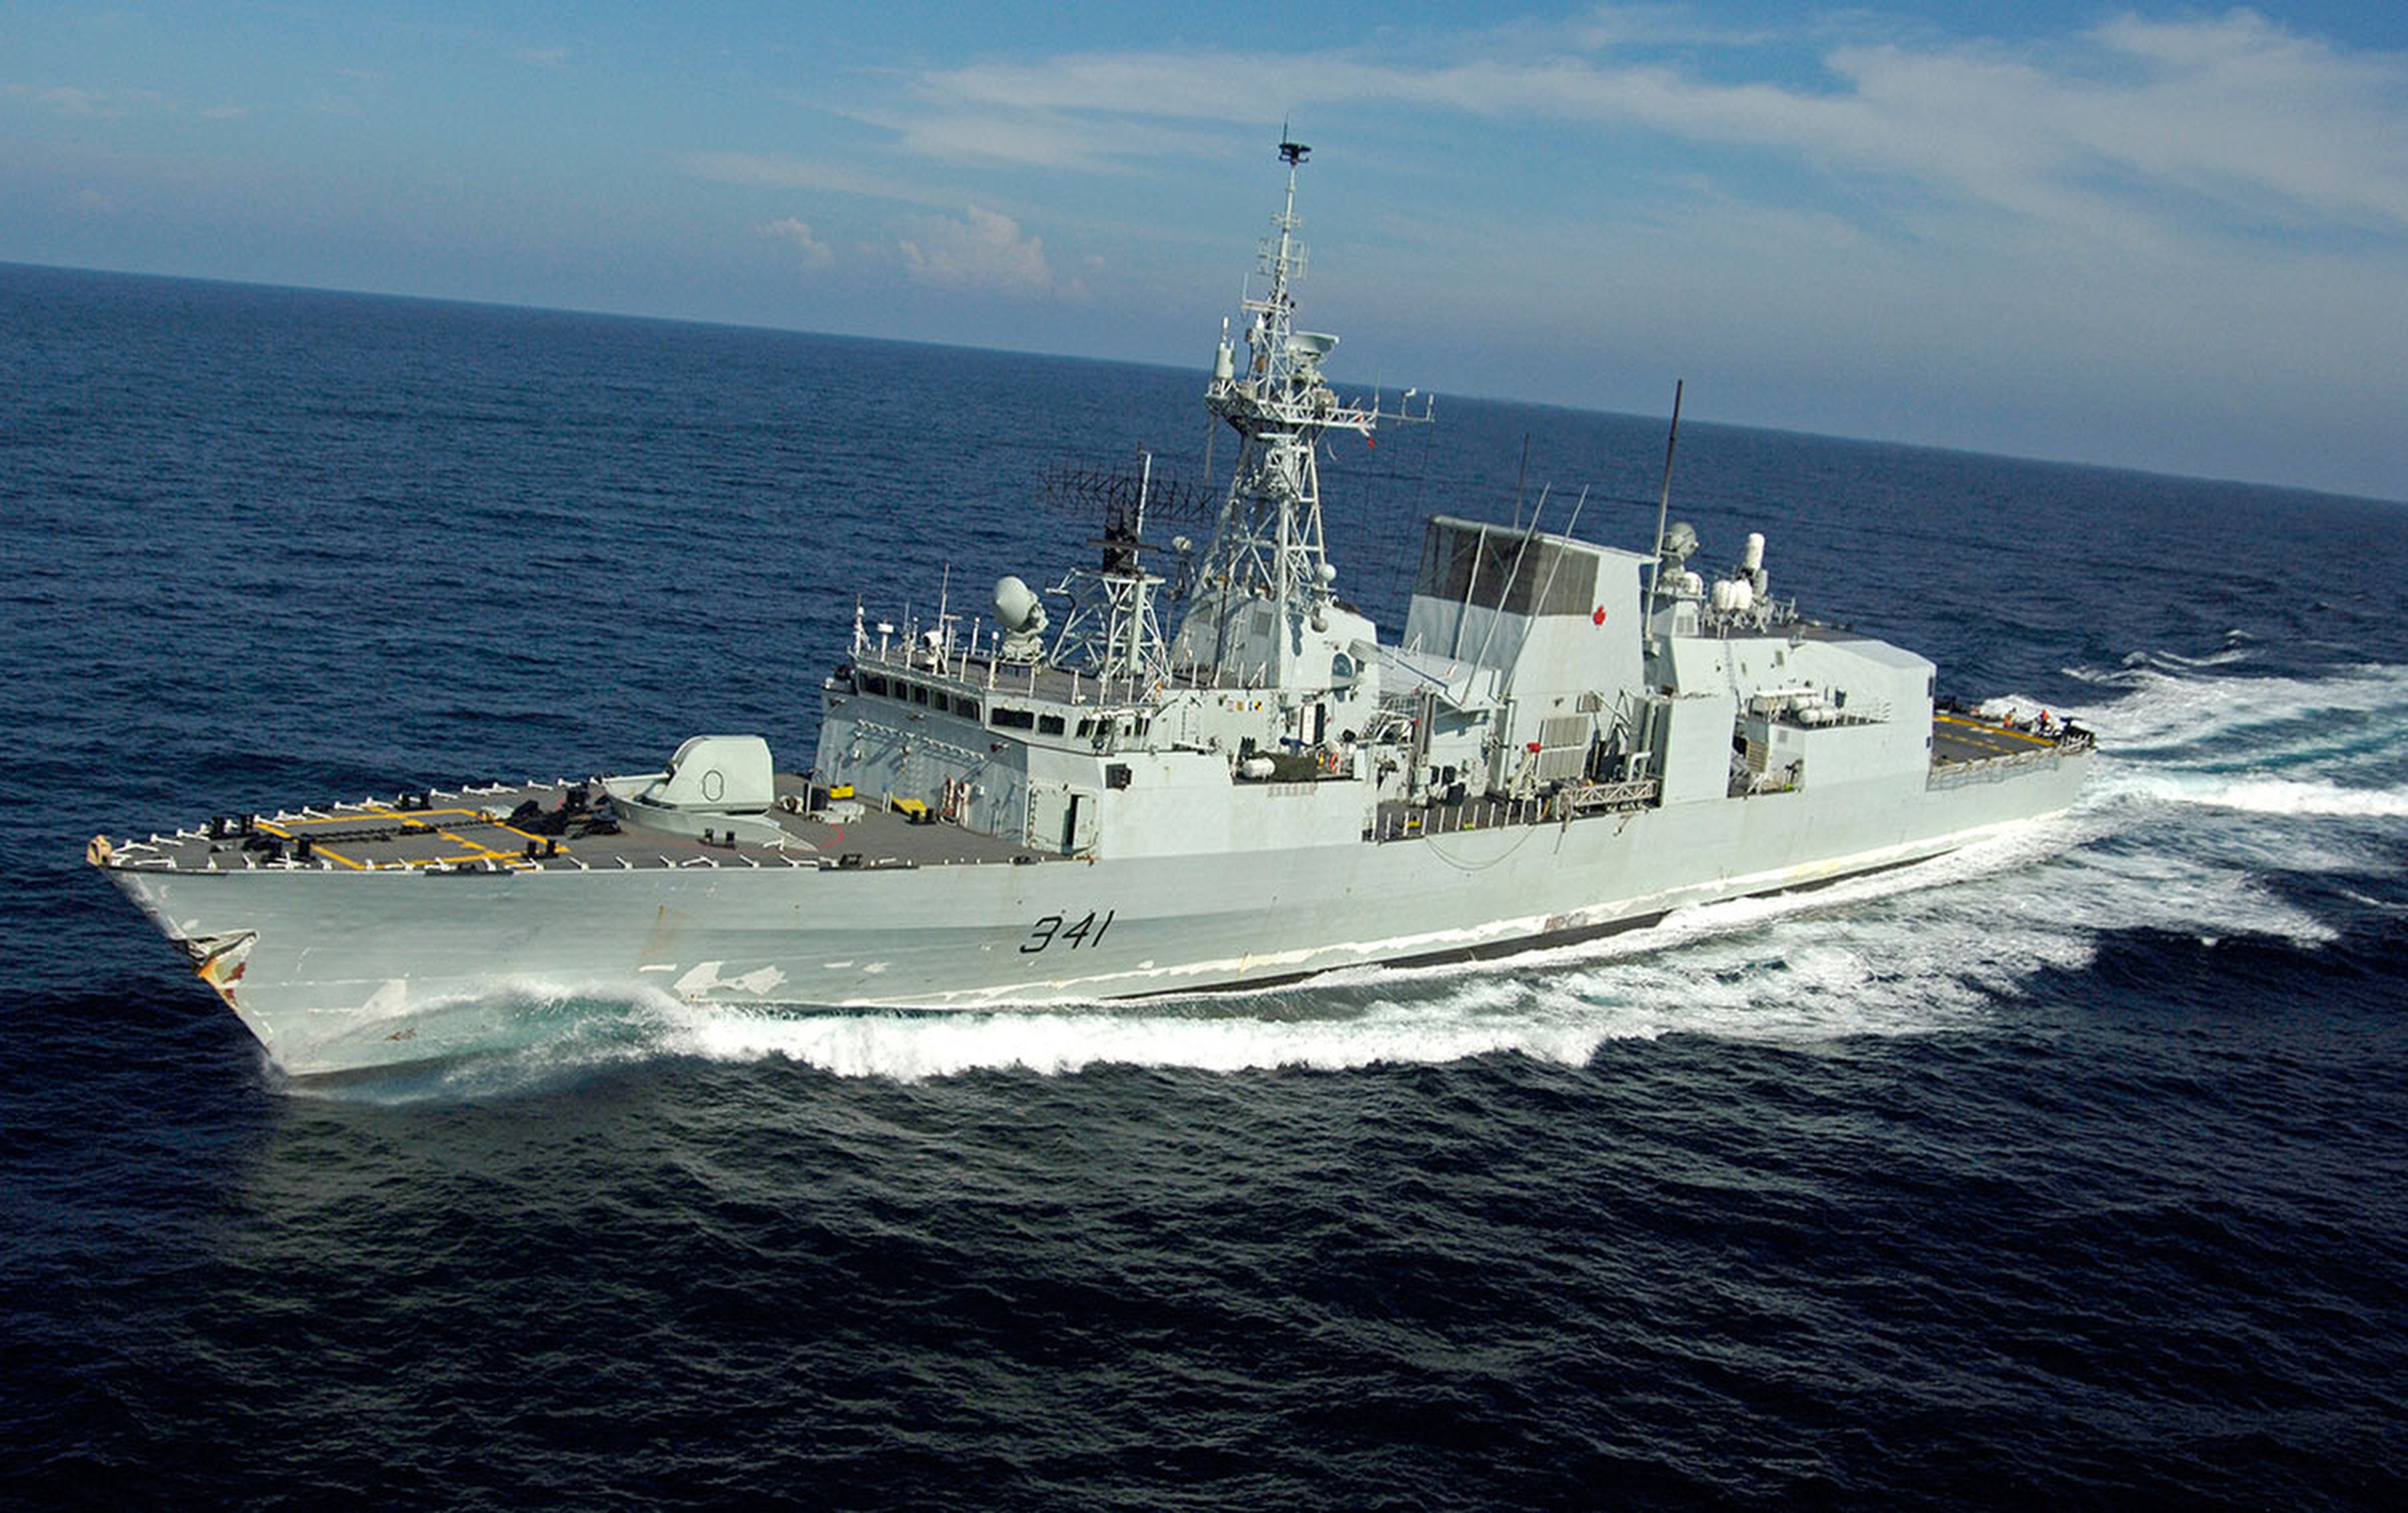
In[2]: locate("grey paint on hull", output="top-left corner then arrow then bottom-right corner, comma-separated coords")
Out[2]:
111,754 -> 2089,1075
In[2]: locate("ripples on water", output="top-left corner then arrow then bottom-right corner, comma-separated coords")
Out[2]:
4,265 -> 2405,1509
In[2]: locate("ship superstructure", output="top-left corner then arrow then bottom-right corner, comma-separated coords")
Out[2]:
92,141 -> 2092,1074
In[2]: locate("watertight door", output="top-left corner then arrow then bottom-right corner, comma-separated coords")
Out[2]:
1066,789 -> 1098,851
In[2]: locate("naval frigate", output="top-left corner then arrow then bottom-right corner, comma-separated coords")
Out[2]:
92,141 -> 2093,1075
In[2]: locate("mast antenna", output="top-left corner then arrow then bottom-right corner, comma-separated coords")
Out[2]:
1511,433 -> 1531,529
1645,379 -> 1686,604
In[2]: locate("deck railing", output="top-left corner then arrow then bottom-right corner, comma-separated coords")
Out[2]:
1368,778 -> 1661,842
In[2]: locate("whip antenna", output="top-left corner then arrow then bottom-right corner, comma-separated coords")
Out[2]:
1645,379 -> 1685,604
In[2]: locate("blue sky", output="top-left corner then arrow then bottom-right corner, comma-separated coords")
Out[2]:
6,2 -> 2405,499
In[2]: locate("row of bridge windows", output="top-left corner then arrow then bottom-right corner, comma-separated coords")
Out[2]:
854,671 -> 1148,740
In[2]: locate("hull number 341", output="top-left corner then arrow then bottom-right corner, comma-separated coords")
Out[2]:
1021,910 -> 1116,954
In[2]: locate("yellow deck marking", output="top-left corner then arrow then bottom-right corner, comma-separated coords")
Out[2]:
1934,713 -> 2055,748
252,805 -> 570,870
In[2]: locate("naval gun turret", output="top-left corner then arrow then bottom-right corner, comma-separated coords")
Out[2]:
600,734 -> 787,844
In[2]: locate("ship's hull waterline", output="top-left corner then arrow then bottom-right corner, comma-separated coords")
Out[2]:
110,757 -> 2086,1075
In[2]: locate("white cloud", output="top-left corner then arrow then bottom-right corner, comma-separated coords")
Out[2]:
889,113 -> 1118,171
686,151 -> 859,190
7,84 -> 173,118
879,106 -> 1220,173
897,205 -> 1064,295
880,14 -> 2408,245
1567,4 -> 1775,51
758,216 -> 832,264
679,151 -> 966,211
513,47 -> 571,71
665,11 -> 2403,493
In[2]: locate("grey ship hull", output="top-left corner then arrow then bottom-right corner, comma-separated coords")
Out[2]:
107,753 -> 2087,1076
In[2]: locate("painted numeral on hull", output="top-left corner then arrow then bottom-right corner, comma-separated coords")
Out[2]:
1021,909 -> 1115,954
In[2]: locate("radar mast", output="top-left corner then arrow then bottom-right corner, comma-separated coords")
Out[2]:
1044,450 -> 1179,685
1171,138 -> 1423,686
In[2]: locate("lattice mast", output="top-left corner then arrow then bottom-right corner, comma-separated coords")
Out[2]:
1177,138 -> 1382,684
1045,451 -> 1177,684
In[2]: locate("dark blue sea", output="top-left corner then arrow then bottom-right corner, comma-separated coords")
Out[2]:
5,261 -> 2406,1510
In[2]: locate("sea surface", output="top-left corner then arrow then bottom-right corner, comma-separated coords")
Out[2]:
4,262 -> 2406,1509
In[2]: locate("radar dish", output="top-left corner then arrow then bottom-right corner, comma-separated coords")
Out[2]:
993,576 -> 1041,632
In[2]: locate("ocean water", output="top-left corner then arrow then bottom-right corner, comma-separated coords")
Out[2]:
4,261 -> 2406,1509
